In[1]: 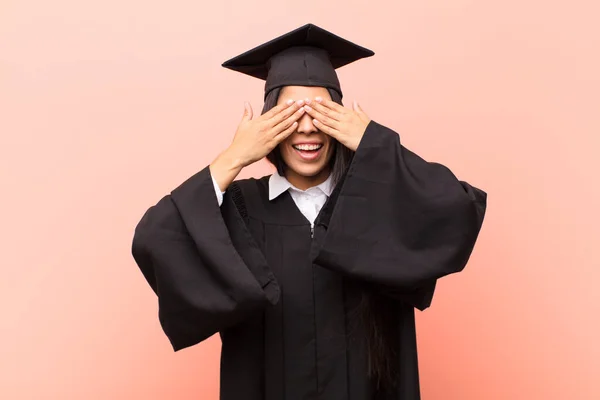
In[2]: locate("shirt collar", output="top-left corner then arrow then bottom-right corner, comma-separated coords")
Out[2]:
268,171 -> 333,201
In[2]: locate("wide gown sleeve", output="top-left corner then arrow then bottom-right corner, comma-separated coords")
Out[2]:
132,167 -> 280,351
312,121 -> 487,310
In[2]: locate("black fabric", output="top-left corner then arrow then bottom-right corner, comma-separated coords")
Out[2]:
131,122 -> 487,400
131,168 -> 279,350
312,121 -> 486,296
222,23 -> 374,99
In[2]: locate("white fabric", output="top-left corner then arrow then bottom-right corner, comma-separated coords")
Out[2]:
212,174 -> 225,206
211,171 -> 333,227
268,172 -> 333,227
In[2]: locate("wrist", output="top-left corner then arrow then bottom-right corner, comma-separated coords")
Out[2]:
214,148 -> 246,172
209,148 -> 245,192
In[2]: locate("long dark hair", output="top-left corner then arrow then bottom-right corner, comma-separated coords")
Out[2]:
261,87 -> 398,391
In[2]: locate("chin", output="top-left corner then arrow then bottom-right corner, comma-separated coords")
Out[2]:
292,164 -> 328,178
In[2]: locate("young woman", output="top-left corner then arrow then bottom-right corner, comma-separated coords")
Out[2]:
132,24 -> 487,400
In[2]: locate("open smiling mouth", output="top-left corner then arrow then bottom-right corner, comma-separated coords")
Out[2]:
292,143 -> 324,161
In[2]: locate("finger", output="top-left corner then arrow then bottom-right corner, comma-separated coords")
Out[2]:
268,99 -> 304,127
262,98 -> 295,120
308,101 -> 342,122
353,100 -> 365,115
304,105 -> 341,129
312,118 -> 340,139
271,106 -> 305,135
315,97 -> 347,114
273,120 -> 298,143
241,102 -> 253,122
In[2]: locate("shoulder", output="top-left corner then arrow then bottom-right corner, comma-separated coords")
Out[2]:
231,174 -> 270,198
224,174 -> 271,214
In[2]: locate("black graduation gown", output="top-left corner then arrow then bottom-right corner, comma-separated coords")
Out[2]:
131,121 -> 487,400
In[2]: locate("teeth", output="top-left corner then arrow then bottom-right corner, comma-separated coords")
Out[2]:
293,144 -> 322,151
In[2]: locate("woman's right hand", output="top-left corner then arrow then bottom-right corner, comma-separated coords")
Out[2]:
228,99 -> 305,167
210,99 -> 305,192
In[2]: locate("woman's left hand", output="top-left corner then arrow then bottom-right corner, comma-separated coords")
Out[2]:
304,97 -> 371,151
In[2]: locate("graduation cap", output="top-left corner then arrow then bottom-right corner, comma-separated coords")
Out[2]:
222,23 -> 374,99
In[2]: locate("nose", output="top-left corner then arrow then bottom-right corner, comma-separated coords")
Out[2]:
296,111 -> 318,135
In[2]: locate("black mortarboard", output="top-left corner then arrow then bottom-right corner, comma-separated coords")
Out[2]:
222,23 -> 374,99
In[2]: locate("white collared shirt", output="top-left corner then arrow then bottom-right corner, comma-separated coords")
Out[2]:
212,171 -> 333,227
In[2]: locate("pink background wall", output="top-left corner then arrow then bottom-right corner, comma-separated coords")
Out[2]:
1,1 -> 599,399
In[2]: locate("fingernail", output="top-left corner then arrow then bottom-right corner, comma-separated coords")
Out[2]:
305,98 -> 311,104
299,106 -> 305,112
286,99 -> 294,105
315,97 -> 322,102
296,99 -> 304,105
313,119 -> 319,124
304,105 -> 312,112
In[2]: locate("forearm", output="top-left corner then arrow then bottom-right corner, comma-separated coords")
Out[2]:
209,149 -> 245,193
